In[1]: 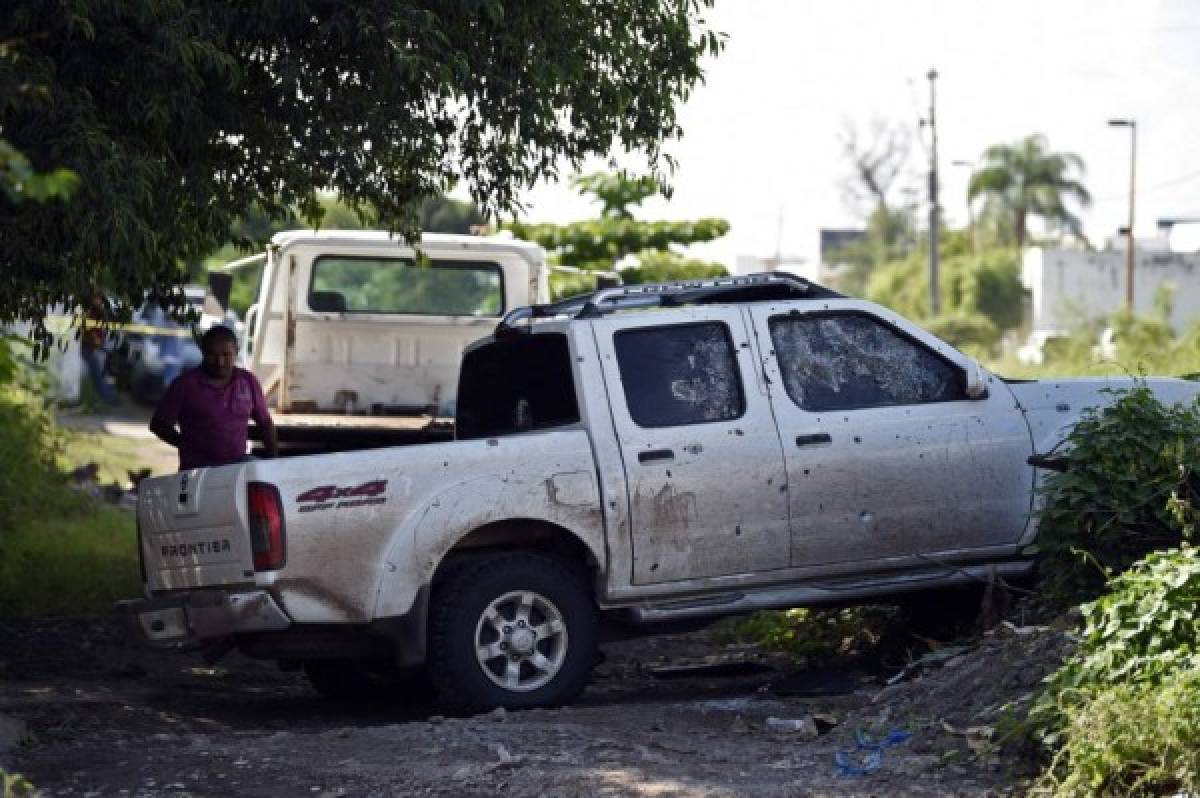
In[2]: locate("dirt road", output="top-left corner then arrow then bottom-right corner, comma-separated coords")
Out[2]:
0,614 -> 1062,797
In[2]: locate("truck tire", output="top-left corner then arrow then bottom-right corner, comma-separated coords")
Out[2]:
429,552 -> 596,713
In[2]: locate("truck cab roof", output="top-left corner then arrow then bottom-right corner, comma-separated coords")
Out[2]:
269,229 -> 545,259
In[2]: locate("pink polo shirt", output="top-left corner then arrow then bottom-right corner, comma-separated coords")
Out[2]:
152,367 -> 272,470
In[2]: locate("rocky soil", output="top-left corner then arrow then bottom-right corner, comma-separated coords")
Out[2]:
0,613 -> 1072,797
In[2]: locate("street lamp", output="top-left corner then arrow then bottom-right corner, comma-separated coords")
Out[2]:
1108,118 -> 1136,312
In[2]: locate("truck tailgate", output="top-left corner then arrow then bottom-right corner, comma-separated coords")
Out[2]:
137,467 -> 255,591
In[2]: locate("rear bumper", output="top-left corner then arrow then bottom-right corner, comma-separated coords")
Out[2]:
117,590 -> 291,650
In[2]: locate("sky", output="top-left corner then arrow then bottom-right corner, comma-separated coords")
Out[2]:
514,0 -> 1200,268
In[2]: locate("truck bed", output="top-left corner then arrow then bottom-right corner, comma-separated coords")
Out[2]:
251,412 -> 454,455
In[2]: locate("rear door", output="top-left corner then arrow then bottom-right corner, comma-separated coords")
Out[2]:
592,309 -> 790,584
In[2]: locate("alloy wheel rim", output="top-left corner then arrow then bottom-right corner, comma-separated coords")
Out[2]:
473,589 -> 568,692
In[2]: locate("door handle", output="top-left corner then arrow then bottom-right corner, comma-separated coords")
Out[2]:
638,449 -> 675,464
795,433 -> 832,447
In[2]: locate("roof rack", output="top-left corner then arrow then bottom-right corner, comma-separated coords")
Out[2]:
497,272 -> 842,333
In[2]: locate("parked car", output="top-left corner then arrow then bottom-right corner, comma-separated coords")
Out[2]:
115,286 -> 240,403
119,273 -> 1200,712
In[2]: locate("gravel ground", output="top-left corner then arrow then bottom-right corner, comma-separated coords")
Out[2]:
0,614 -> 1067,797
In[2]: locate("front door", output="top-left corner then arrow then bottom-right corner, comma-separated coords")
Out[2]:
746,306 -> 1033,568
592,309 -> 790,584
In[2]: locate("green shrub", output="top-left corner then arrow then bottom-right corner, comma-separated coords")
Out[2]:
1,769 -> 40,797
922,314 -> 1000,358
1035,384 -> 1200,604
0,335 -> 140,617
1030,547 -> 1200,797
865,247 -> 1026,343
0,338 -> 81,530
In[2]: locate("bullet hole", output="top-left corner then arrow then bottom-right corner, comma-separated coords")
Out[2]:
666,469 -> 672,478
853,435 -> 862,443
650,563 -> 659,572
803,468 -> 810,475
735,525 -> 742,536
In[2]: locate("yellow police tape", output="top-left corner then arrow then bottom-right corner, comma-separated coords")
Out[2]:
47,316 -> 200,339
105,323 -> 197,338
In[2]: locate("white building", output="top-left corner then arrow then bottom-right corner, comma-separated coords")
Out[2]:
1023,245 -> 1200,336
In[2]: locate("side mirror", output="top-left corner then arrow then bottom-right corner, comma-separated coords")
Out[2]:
964,358 -> 988,399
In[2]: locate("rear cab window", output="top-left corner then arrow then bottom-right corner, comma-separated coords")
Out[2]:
456,333 -> 580,439
309,256 -> 505,316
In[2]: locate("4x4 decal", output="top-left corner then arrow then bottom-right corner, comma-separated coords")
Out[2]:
296,479 -> 388,513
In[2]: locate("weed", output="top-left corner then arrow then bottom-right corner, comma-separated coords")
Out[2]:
733,605 -> 901,665
1,769 -> 39,798
1035,383 -> 1200,605
1027,547 -> 1200,796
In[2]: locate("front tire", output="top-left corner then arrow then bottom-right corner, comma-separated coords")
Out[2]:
429,552 -> 596,713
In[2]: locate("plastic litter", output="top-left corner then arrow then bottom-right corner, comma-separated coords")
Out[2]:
834,728 -> 913,776
765,716 -> 819,740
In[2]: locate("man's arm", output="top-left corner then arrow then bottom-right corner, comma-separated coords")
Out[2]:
259,419 -> 279,458
246,371 -> 278,458
149,380 -> 183,449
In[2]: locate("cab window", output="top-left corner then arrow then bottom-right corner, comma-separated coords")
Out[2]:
614,322 -> 745,427
769,313 -> 965,411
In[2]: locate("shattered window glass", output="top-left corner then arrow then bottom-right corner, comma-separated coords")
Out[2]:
614,323 -> 745,427
769,314 -> 965,411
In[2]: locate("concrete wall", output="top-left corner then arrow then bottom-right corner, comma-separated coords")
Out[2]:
1023,247 -> 1200,334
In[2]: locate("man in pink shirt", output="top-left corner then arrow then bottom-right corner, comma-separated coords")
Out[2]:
150,325 -> 278,470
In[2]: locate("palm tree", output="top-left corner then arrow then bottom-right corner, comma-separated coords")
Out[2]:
967,134 -> 1092,249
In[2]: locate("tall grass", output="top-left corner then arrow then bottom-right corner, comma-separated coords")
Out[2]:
0,338 -> 140,617
989,315 -> 1200,380
0,505 -> 138,617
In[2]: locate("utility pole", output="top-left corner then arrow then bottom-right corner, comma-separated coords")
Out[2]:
927,69 -> 941,315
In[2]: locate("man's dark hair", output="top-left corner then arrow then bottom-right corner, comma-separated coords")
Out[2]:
200,325 -> 237,353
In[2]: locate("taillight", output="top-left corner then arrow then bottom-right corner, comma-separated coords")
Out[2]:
248,482 -> 286,571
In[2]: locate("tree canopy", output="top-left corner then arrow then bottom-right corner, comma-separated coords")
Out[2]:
0,1 -> 721,350
967,134 -> 1092,249
504,171 -> 728,297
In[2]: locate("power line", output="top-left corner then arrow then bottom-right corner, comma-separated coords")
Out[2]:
1091,168 -> 1200,204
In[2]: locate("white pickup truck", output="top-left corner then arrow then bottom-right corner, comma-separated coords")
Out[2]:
226,230 -> 552,453
120,273 -> 1200,712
